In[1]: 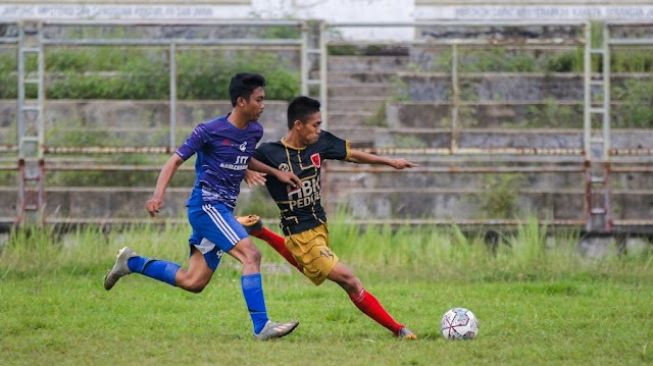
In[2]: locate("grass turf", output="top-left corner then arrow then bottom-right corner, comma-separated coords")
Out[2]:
1,223 -> 652,365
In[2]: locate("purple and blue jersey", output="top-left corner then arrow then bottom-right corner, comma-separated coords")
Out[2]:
176,114 -> 263,209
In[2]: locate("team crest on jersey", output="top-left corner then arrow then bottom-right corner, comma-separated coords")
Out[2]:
310,153 -> 321,168
239,141 -> 247,152
278,163 -> 290,172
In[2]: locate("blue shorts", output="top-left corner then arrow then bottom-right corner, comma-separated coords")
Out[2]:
187,202 -> 248,271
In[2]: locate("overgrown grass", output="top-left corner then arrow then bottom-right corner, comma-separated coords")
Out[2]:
0,219 -> 652,365
613,79 -> 653,128
0,48 -> 299,100
328,217 -> 652,282
476,174 -> 525,219
2,218 -> 650,283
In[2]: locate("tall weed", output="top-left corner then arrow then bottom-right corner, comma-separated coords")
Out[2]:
1,217 -> 651,283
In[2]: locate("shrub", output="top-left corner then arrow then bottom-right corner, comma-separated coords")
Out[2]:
613,79 -> 653,128
478,174 -> 524,219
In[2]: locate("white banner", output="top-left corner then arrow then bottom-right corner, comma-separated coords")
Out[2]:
0,4 -> 249,20
2,3 -> 652,21
418,5 -> 653,20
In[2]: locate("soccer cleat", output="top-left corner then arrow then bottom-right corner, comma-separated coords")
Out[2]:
236,214 -> 263,234
397,327 -> 418,340
103,246 -> 137,291
254,320 -> 299,341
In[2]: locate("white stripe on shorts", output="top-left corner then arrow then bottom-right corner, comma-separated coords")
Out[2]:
202,204 -> 240,245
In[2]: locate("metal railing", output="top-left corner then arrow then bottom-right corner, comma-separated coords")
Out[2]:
0,19 -> 651,231
322,20 -> 653,232
0,19 -> 312,226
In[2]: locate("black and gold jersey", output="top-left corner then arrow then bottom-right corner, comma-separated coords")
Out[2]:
253,131 -> 350,235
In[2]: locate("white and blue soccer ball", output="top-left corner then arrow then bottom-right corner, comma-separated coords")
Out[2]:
440,307 -> 479,340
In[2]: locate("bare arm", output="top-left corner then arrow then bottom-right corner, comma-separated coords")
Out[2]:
243,169 -> 267,188
346,149 -> 417,170
145,154 -> 184,217
248,157 -> 301,188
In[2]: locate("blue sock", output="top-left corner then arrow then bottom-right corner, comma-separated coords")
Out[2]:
241,273 -> 269,334
128,256 -> 180,286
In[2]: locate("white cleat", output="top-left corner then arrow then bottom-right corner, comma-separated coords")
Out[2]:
254,320 -> 299,341
103,246 -> 137,291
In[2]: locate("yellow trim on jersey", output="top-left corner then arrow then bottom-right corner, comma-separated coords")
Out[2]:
280,137 -> 305,150
282,139 -> 319,179
297,152 -> 317,172
345,140 -> 351,160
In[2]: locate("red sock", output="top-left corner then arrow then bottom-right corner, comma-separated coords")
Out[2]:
251,227 -> 302,272
349,289 -> 404,335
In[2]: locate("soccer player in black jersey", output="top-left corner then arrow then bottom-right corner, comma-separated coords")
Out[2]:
246,96 -> 418,339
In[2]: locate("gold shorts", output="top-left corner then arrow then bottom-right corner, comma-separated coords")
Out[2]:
285,224 -> 338,286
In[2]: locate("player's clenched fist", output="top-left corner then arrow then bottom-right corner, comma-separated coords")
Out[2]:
145,197 -> 163,217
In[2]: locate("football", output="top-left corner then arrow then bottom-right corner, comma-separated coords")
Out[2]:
440,308 -> 479,340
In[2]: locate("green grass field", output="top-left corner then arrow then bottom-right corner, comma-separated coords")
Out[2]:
1,221 -> 652,365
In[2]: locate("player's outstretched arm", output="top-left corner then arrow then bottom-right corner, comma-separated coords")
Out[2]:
248,157 -> 302,188
346,149 -> 418,170
145,154 -> 184,217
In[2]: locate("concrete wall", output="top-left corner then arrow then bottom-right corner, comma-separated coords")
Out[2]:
2,111 -> 652,224
3,167 -> 652,222
0,100 -> 289,145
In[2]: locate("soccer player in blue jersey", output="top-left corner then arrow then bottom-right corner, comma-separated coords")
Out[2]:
244,96 -> 419,339
103,73 -> 302,340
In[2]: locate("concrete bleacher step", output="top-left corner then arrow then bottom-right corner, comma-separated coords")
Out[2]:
0,128 -> 14,144
338,189 -> 585,221
0,187 -> 16,217
0,186 -> 262,220
408,46 -> 583,73
0,99 -> 289,130
328,189 -> 653,222
43,125 -> 285,146
400,72 -> 584,102
326,167 -> 585,191
327,55 -> 410,73
2,181 -> 651,221
327,96 -> 387,113
396,72 -> 652,103
328,126 -> 377,147
327,112 -> 376,127
367,128 -> 653,150
327,157 -> 653,186
373,128 -> 587,149
327,71 -> 398,83
325,160 -> 653,189
328,83 -> 396,98
385,101 -> 585,129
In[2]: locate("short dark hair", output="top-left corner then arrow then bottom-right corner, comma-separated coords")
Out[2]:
229,73 -> 266,107
287,96 -> 321,129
